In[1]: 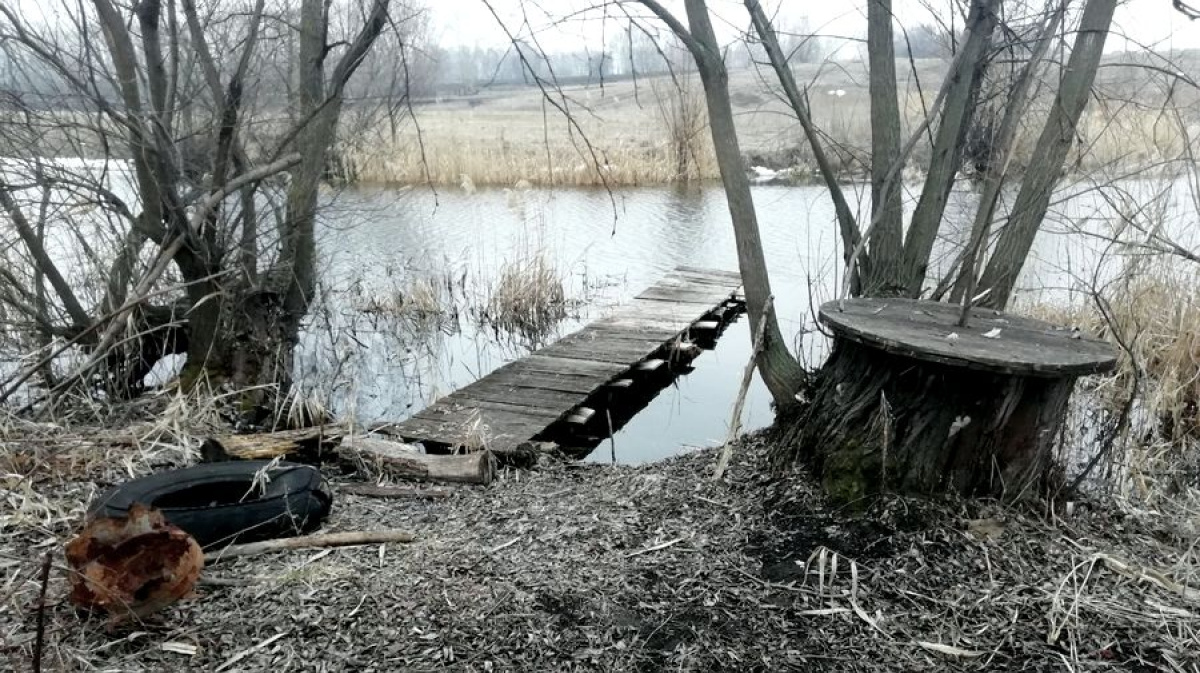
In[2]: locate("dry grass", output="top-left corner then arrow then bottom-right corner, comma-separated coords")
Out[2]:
1023,266 -> 1200,506
483,252 -> 568,335
1068,106 -> 1199,174
1032,270 -> 1200,441
3,436 -> 1198,670
355,275 -> 446,318
339,114 -> 717,187
335,59 -> 1200,187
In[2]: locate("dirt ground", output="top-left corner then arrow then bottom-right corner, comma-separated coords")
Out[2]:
2,428 -> 1199,672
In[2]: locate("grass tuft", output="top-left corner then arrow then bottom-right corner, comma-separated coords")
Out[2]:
484,252 -> 568,336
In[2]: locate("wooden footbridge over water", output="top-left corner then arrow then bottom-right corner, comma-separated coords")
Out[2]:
378,266 -> 745,456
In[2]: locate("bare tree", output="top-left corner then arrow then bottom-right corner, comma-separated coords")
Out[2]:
629,0 -> 1120,497
478,0 -> 1143,499
975,0 -> 1119,308
638,0 -> 807,408
0,0 -> 395,410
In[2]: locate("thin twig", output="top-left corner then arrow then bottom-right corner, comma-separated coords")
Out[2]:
339,484 -> 452,499
205,530 -> 416,564
713,296 -> 772,480
624,536 -> 686,558
32,551 -> 52,673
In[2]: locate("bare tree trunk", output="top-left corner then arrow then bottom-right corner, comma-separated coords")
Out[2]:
976,0 -> 1118,308
899,0 -> 999,296
945,3 -> 1063,304
280,0 -> 388,325
0,185 -> 90,329
638,0 -> 806,407
864,0 -> 905,295
744,0 -> 862,293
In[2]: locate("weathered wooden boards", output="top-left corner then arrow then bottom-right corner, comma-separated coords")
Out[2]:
820,298 -> 1117,376
384,267 -> 744,454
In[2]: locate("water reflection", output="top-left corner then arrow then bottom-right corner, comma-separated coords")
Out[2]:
302,178 -> 1199,463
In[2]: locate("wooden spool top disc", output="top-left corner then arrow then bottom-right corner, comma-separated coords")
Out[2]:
819,298 -> 1118,377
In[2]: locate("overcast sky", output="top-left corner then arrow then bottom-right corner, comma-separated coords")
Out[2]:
427,0 -> 1200,55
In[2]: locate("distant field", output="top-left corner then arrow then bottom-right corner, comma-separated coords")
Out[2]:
338,53 -> 1200,187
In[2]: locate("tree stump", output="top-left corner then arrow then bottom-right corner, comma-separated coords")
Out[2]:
785,299 -> 1116,502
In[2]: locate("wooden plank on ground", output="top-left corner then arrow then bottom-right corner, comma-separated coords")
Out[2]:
395,414 -> 533,454
339,436 -> 494,485
206,426 -> 345,461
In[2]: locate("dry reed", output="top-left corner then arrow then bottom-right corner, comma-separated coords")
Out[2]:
1025,266 -> 1200,503
484,252 -> 568,335
356,275 -> 449,321
332,63 -> 1199,188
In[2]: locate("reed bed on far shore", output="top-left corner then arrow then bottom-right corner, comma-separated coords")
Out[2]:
332,69 -> 1197,188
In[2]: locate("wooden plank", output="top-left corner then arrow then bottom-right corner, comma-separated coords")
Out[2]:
652,275 -> 739,290
638,278 -> 735,294
624,296 -> 734,311
594,316 -> 702,333
538,340 -> 664,364
454,381 -> 579,410
819,299 -> 1117,377
598,304 -> 708,324
401,412 -> 536,443
338,436 -> 494,485
419,396 -> 564,421
552,331 -> 669,350
567,326 -> 682,343
519,354 -> 629,377
480,369 -> 604,394
393,415 -> 532,454
576,326 -> 684,343
636,287 -> 737,304
658,272 -> 742,289
674,265 -> 741,280
206,426 -> 346,461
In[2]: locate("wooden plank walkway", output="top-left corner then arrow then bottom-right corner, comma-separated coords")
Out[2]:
384,266 -> 743,454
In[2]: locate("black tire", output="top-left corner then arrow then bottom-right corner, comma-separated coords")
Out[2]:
90,461 -> 332,549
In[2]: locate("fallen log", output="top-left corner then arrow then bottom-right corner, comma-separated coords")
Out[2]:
338,436 -> 495,485
338,483 -> 453,499
205,530 -> 415,563
202,425 -> 345,462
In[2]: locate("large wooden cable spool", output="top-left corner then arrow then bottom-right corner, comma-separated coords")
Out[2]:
790,298 -> 1117,501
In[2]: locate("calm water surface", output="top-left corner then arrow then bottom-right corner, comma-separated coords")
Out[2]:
300,178 -> 1197,463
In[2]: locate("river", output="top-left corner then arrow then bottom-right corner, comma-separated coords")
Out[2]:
299,176 -> 1198,463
